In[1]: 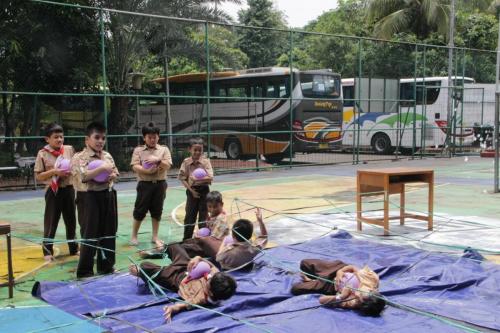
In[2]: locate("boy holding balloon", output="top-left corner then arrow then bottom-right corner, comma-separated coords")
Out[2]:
71,122 -> 119,278
129,122 -> 172,248
178,137 -> 214,240
34,123 -> 78,261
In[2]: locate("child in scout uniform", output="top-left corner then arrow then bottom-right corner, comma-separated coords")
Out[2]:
130,122 -> 172,248
129,244 -> 237,322
71,122 -> 119,278
34,123 -> 78,261
291,259 -> 386,316
178,137 -> 213,240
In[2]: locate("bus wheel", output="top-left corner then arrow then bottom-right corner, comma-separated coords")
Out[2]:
225,138 -> 242,160
371,133 -> 394,155
264,153 -> 285,164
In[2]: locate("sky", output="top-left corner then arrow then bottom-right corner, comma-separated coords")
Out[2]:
219,0 -> 339,28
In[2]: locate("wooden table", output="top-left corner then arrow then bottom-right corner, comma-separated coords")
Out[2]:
0,222 -> 14,298
356,168 -> 434,236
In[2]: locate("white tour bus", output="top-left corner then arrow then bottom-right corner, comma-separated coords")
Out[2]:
341,76 -> 485,154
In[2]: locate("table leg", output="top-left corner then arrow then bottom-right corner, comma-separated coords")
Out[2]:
428,179 -> 434,231
400,183 -> 405,225
357,175 -> 362,231
7,232 -> 14,298
383,175 -> 389,236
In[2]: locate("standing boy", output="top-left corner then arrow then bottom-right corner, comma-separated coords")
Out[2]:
71,122 -> 119,278
130,122 -> 172,248
34,123 -> 78,261
178,137 -> 213,240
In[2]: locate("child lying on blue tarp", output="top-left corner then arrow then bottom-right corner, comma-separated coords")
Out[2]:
291,259 -> 386,316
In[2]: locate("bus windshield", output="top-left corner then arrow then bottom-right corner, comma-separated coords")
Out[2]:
300,74 -> 340,98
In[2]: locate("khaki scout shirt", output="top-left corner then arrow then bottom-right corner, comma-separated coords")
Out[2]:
206,211 -> 230,240
71,147 -> 118,192
340,266 -> 380,310
216,235 -> 267,270
34,145 -> 75,188
178,265 -> 219,306
177,156 -> 214,187
130,144 -> 172,181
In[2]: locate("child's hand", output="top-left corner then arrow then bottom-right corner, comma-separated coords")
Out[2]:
163,305 -> 174,323
108,171 -> 118,181
190,189 -> 200,198
255,208 -> 263,221
53,168 -> 69,177
146,166 -> 158,174
100,161 -> 114,173
187,256 -> 202,272
335,270 -> 344,288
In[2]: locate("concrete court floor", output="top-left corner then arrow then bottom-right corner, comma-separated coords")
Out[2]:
1,155 -> 499,308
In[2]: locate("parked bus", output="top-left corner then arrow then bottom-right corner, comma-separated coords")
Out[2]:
341,76 -> 479,154
134,67 -> 343,162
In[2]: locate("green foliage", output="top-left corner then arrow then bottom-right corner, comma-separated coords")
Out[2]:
237,0 -> 288,67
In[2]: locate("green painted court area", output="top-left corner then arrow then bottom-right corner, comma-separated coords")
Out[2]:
1,156 -> 500,332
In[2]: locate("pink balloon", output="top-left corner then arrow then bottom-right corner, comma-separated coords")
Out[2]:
87,159 -> 110,183
188,261 -> 211,280
223,235 -> 234,246
192,168 -> 208,180
339,272 -> 360,291
197,227 -> 211,237
57,158 -> 71,172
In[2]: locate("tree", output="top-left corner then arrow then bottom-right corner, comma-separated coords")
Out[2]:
367,0 -> 450,40
0,0 -> 100,154
90,0 -> 240,168
237,0 -> 288,68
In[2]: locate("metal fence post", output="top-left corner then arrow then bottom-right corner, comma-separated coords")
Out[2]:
288,29 -> 294,169
205,22 -> 211,158
99,8 -> 108,150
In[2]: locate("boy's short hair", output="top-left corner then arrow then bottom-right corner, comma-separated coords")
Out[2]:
232,219 -> 253,242
142,122 -> 160,137
44,123 -> 64,137
358,291 -> 386,317
209,272 -> 237,301
206,191 -> 223,205
86,122 -> 106,137
189,137 -> 204,147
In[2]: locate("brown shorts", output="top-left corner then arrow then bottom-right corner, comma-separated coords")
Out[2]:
133,180 -> 167,221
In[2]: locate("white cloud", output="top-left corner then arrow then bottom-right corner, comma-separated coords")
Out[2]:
219,0 -> 338,28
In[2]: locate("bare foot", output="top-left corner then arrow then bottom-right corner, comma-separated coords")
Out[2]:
129,264 -> 139,277
152,238 -> 164,250
44,255 -> 54,262
129,238 -> 139,246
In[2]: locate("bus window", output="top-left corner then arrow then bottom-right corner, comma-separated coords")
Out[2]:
400,81 -> 440,106
227,86 -> 247,99
342,85 -> 354,107
267,78 -> 289,98
212,86 -> 227,103
300,74 -> 340,98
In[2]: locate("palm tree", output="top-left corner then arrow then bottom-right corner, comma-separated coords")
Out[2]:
367,0 -> 450,40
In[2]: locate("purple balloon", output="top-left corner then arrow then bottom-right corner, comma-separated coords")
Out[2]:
188,261 -> 211,280
223,235 -> 234,246
197,227 -> 211,237
339,272 -> 360,291
192,168 -> 208,180
142,161 -> 156,169
57,158 -> 71,172
87,159 -> 110,183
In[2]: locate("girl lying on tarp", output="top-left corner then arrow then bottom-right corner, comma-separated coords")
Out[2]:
291,259 -> 386,316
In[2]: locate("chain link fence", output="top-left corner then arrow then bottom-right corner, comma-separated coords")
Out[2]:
1,1 -> 498,188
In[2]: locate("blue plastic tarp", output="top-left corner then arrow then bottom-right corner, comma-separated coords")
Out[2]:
0,306 -> 101,333
32,231 -> 500,332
